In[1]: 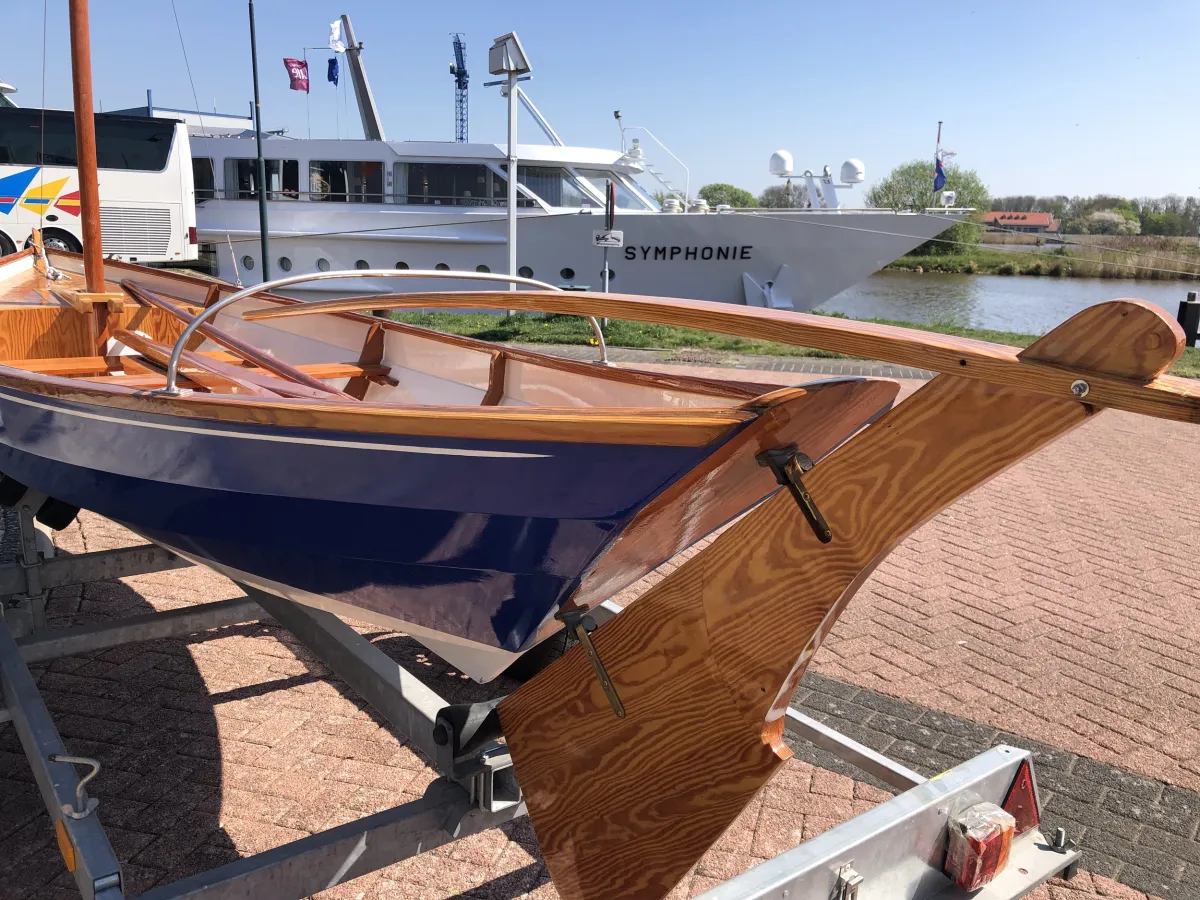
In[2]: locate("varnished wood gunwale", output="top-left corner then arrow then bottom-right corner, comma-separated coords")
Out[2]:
0,367 -> 756,446
242,292 -> 1199,423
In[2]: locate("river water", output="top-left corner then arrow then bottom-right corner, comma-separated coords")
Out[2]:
820,272 -> 1193,335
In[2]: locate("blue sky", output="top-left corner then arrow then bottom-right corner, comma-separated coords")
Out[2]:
5,1 -> 1198,201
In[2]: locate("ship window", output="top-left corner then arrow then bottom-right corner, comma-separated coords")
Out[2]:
476,264 -> 490,273
193,157 -> 216,201
0,108 -> 175,171
223,158 -> 299,200
395,261 -> 409,269
435,263 -> 450,270
278,256 -> 292,272
575,169 -> 650,210
309,160 -> 384,202
317,257 -> 331,271
400,162 -> 510,207
560,267 -> 575,280
241,255 -> 255,270
355,259 -> 370,269
517,167 -> 594,208
518,266 -> 533,279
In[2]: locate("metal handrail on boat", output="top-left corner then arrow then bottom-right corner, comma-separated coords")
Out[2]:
163,269 -> 609,394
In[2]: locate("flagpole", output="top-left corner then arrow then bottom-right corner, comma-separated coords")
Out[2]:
248,0 -> 271,280
933,120 -> 943,209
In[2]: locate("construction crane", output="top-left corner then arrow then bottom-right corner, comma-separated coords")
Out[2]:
450,34 -> 468,142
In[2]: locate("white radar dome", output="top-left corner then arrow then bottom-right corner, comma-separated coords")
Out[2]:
769,150 -> 793,177
840,159 -> 865,184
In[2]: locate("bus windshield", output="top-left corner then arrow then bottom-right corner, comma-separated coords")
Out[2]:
0,109 -> 176,171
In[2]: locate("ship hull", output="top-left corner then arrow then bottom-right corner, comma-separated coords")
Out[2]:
198,205 -> 961,310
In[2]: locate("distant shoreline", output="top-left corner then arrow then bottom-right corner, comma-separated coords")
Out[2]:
885,242 -> 1200,282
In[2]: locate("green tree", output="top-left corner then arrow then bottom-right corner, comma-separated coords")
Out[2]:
698,183 -> 759,208
758,183 -> 809,208
864,159 -> 990,254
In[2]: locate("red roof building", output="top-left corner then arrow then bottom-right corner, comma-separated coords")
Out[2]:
983,211 -> 1061,234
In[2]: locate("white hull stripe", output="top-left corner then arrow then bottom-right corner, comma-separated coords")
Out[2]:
0,390 -> 550,459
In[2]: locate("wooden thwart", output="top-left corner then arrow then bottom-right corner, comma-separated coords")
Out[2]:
497,300 -> 1185,900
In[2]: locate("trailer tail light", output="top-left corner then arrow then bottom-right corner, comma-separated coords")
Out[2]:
944,801 -> 1015,891
1001,759 -> 1041,835
188,226 -> 198,245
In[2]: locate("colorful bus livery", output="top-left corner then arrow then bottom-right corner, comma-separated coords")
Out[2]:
0,108 -> 196,262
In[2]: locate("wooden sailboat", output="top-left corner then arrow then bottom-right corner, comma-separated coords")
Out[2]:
4,3 -> 1199,897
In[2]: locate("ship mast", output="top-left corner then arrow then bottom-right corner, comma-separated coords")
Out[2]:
67,0 -> 105,293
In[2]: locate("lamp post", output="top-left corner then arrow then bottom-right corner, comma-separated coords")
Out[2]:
488,33 -> 531,291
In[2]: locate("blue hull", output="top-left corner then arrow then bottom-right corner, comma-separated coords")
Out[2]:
0,387 -> 730,655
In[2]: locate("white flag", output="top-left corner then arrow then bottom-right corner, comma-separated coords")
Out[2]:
937,149 -> 958,163
328,20 -> 346,53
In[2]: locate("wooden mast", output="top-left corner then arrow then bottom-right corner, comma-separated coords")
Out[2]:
67,0 -> 104,293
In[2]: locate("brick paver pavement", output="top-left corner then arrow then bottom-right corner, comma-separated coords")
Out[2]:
2,358 -> 1195,898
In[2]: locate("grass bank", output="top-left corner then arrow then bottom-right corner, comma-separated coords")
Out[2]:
887,239 -> 1200,281
392,310 -> 1200,379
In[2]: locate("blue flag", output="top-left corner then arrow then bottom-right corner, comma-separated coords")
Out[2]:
933,158 -> 947,192
328,57 -> 339,86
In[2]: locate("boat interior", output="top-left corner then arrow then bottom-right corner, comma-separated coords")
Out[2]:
0,247 -> 785,413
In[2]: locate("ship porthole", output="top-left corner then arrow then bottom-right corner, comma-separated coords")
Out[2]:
355,259 -> 370,270
395,261 -> 409,269
560,267 -> 575,281
241,255 -> 255,270
278,256 -> 293,272
601,267 -> 615,282
317,258 -> 331,272
518,266 -> 534,279
435,263 -> 450,271
476,264 -> 490,273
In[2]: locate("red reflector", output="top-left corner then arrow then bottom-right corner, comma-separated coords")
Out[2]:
188,226 -> 198,245
945,801 -> 1015,891
1001,759 -> 1040,836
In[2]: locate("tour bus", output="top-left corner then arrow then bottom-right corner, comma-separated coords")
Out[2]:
0,107 -> 197,263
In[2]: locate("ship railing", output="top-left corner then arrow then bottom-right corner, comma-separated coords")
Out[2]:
163,268 -> 609,394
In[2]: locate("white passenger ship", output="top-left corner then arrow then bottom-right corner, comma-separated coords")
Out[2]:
177,27 -> 966,309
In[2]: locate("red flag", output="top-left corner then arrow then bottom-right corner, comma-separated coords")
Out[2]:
283,58 -> 310,93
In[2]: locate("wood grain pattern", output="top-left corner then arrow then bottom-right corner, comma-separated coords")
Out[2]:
122,280 -> 353,399
1018,299 -> 1182,379
498,303 -> 1183,900
244,293 -> 1198,423
567,378 -> 899,612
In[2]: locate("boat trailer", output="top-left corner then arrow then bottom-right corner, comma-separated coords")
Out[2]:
0,502 -> 1081,900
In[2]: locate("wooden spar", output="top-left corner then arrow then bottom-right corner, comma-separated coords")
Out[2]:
66,0 -> 105,294
497,300 -> 1187,900
242,292 -> 1200,424
121,280 -> 355,399
112,329 -> 280,397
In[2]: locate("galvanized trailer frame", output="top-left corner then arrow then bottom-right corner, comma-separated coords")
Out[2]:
0,505 -> 1081,900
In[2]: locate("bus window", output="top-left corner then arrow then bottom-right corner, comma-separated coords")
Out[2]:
193,157 -> 216,200
0,109 -> 175,171
224,159 -> 299,200
309,160 -> 383,202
